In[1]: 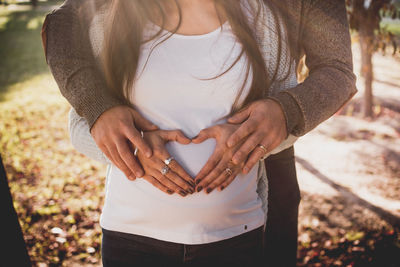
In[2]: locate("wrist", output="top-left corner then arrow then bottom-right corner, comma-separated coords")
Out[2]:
89,104 -> 130,133
265,92 -> 303,138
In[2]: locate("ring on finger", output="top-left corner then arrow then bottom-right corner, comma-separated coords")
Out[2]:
164,156 -> 174,166
161,165 -> 170,175
225,167 -> 233,176
258,144 -> 268,154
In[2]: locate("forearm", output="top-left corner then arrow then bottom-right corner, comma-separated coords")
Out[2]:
68,108 -> 111,165
274,66 -> 356,137
42,0 -> 124,130
269,0 -> 357,137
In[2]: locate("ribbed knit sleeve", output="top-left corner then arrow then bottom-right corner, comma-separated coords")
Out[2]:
42,0 -> 124,130
272,0 -> 357,137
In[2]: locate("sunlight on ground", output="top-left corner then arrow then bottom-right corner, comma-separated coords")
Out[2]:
1,1 -> 399,266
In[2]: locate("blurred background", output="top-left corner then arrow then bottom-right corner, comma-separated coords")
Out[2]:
0,0 -> 399,266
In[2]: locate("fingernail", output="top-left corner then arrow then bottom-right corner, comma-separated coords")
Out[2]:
242,167 -> 249,174
189,180 -> 196,187
128,175 -> 136,181
167,189 -> 174,195
206,188 -> 213,194
186,187 -> 194,194
227,141 -> 233,147
145,151 -> 152,158
135,171 -> 143,177
179,190 -> 187,197
220,186 -> 224,191
195,179 -> 201,185
196,186 -> 203,192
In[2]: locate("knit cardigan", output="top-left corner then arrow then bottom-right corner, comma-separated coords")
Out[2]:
41,0 -> 357,137
66,0 -> 300,225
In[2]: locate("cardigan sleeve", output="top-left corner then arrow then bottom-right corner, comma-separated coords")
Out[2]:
42,0 -> 124,130
270,0 -> 357,137
68,108 -> 111,165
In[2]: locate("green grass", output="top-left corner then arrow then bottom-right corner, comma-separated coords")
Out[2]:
381,19 -> 400,36
0,8 -> 47,98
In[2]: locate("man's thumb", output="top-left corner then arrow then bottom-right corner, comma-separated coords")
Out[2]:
227,107 -> 250,124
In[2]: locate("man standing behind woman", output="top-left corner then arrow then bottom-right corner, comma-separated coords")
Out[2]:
42,0 -> 356,266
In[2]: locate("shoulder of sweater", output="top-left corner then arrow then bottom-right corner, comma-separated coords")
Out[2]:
49,0 -> 107,21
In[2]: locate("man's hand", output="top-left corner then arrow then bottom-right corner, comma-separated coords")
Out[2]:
227,99 -> 288,174
90,105 -> 158,180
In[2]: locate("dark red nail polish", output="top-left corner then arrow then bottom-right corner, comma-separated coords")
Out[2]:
179,190 -> 187,197
195,179 -> 201,185
196,186 -> 203,192
220,186 -> 224,191
187,188 -> 194,194
206,188 -> 213,194
167,189 -> 174,195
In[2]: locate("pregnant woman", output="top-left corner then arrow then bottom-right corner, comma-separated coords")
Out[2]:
68,0 -> 297,265
43,0 -> 357,265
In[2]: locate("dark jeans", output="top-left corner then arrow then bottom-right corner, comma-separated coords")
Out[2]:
264,145 -> 300,267
102,226 -> 264,267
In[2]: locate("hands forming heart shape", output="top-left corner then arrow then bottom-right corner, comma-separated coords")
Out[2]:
132,99 -> 288,197
135,123 -> 244,197
91,99 -> 288,197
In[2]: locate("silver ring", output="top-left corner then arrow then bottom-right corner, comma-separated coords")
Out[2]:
133,131 -> 144,156
258,144 -> 268,154
161,165 -> 170,175
225,168 -> 233,176
164,157 -> 174,166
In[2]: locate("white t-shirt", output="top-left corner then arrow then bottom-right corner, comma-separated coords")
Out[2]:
100,20 -> 265,244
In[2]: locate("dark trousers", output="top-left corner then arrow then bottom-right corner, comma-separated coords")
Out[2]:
102,226 -> 264,267
0,154 -> 32,267
264,145 -> 300,267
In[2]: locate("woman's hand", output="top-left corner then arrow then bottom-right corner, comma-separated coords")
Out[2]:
226,98 -> 288,174
192,124 -> 245,194
136,130 -> 196,197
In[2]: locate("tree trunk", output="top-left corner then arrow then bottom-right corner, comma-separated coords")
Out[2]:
359,26 -> 374,118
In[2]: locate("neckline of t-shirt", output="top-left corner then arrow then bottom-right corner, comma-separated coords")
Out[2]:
149,20 -> 230,40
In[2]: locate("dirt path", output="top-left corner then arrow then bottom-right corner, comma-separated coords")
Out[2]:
295,43 -> 400,248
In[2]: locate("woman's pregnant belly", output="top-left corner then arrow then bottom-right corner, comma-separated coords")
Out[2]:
101,139 -> 264,243
100,26 -> 265,243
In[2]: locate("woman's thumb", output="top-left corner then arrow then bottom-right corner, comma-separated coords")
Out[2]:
160,130 -> 191,144
192,129 -> 211,144
132,110 -> 158,131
